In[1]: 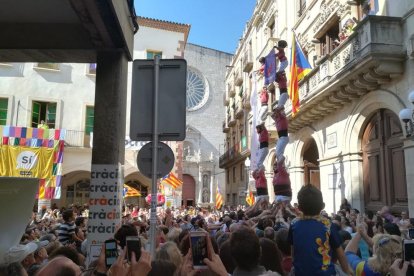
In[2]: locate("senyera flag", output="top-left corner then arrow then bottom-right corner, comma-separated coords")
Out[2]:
215,185 -> 223,209
289,34 -> 312,116
246,189 -> 255,206
161,172 -> 183,189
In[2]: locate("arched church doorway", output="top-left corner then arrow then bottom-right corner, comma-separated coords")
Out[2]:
302,138 -> 320,189
182,174 -> 196,207
362,109 -> 407,211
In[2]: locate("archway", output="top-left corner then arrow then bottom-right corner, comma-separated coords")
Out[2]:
182,174 -> 196,207
362,109 -> 407,211
59,170 -> 91,207
302,138 -> 320,189
125,172 -> 149,208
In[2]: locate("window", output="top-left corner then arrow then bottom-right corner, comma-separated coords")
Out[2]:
227,170 -> 230,185
240,164 -> 244,181
187,68 -> 208,111
85,106 -> 94,135
357,0 -> 379,20
146,50 -> 162,59
0,98 -> 8,125
267,21 -> 275,38
35,63 -> 60,71
31,101 -> 57,128
319,19 -> 340,56
87,63 -> 97,75
233,167 -> 236,183
298,0 -> 306,17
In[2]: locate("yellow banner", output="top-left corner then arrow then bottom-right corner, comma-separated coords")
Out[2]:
0,145 -> 54,178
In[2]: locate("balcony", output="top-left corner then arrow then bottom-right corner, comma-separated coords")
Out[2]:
243,48 -> 254,72
65,130 -> 92,148
223,92 -> 229,106
235,100 -> 244,119
285,16 -> 405,132
228,109 -> 236,127
234,68 -> 243,86
219,144 -> 242,168
243,87 -> 251,110
228,82 -> 236,97
222,120 -> 230,133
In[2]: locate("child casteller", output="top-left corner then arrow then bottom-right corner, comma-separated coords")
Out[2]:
274,40 -> 289,110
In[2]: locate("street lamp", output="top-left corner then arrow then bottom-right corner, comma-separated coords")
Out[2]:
244,157 -> 251,170
399,90 -> 414,137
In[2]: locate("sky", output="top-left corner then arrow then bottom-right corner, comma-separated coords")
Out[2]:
134,0 -> 257,54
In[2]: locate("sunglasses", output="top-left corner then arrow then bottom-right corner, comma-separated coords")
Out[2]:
378,237 -> 400,247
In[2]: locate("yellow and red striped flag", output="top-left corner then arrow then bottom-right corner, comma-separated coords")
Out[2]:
289,33 -> 312,116
215,185 -> 223,209
246,187 -> 255,206
161,172 -> 183,189
123,184 -> 141,198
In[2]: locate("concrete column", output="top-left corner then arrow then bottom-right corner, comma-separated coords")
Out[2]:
403,140 -> 414,216
87,51 -> 128,248
210,171 -> 214,204
197,165 -> 203,204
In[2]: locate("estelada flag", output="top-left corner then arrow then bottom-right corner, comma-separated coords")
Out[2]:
215,185 -> 223,209
123,184 -> 141,198
161,172 -> 183,189
289,34 -> 312,116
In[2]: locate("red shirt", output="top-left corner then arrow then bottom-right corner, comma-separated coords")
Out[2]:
273,162 -> 290,186
258,127 -> 269,143
276,49 -> 287,62
274,112 -> 288,131
252,169 -> 267,189
260,89 -> 269,104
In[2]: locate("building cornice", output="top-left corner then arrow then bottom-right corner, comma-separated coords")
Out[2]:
137,16 -> 191,45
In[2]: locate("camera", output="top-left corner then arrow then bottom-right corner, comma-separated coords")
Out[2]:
408,228 -> 414,239
126,236 -> 141,262
189,231 -> 209,269
403,239 -> 414,262
104,239 -> 118,268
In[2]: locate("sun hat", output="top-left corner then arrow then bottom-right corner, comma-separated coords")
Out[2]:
34,240 -> 49,252
2,242 -> 37,265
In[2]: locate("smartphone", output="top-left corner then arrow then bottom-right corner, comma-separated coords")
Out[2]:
126,236 -> 141,262
104,239 -> 118,268
189,231 -> 209,269
403,239 -> 414,261
408,228 -> 414,239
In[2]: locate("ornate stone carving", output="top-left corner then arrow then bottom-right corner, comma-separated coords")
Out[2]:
342,48 -> 350,64
352,36 -> 360,54
313,1 -> 347,33
333,55 -> 341,70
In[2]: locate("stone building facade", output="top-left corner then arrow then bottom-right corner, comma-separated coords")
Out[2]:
182,44 -> 232,207
221,0 -> 414,214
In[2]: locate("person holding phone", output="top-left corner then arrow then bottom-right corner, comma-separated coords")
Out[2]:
345,233 -> 402,276
94,243 -> 152,276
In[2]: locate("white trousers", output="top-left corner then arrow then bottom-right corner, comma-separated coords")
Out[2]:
256,147 -> 269,169
258,105 -> 268,124
277,93 -> 289,109
276,136 -> 289,161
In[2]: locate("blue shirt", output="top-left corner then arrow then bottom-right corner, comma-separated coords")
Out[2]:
288,217 -> 341,276
345,251 -> 381,276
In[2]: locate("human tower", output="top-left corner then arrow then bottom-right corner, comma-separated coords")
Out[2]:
251,40 -> 292,204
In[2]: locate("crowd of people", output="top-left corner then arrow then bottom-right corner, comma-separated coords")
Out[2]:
1,185 -> 414,276
1,40 -> 414,276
